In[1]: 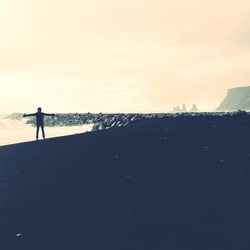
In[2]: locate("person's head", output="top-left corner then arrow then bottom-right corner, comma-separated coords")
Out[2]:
37,107 -> 42,112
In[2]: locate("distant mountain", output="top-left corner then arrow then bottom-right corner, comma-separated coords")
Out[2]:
216,86 -> 250,111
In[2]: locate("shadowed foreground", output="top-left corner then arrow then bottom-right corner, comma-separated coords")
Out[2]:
0,115 -> 250,250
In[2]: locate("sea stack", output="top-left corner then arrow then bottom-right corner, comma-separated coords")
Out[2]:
190,104 -> 198,112
216,86 -> 250,111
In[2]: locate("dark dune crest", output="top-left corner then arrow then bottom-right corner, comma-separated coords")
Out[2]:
0,115 -> 250,249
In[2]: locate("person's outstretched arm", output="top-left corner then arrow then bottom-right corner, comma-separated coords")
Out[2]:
23,113 -> 36,117
44,113 -> 55,117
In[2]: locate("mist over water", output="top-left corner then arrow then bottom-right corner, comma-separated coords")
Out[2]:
0,114 -> 93,146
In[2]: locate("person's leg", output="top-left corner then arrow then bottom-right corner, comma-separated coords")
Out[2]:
36,125 -> 40,141
41,125 -> 45,139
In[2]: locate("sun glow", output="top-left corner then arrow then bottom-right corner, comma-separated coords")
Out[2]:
0,0 -> 13,16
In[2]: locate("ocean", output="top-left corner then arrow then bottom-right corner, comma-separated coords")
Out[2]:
0,114 -> 93,146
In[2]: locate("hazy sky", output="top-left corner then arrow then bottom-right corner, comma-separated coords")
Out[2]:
0,0 -> 250,113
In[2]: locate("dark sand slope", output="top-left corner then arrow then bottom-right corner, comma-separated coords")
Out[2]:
0,116 -> 250,250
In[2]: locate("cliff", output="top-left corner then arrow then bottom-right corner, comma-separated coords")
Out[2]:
217,86 -> 250,111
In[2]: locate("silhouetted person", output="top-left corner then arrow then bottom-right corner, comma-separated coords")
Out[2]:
23,108 -> 55,140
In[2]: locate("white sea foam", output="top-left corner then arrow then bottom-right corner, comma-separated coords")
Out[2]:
0,114 -> 93,146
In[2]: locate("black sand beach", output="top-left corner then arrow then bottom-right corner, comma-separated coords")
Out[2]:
0,115 -> 250,249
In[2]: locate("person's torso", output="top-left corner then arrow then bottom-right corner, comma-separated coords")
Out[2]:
36,112 -> 45,124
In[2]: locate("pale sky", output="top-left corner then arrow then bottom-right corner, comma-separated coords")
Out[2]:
0,0 -> 250,113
